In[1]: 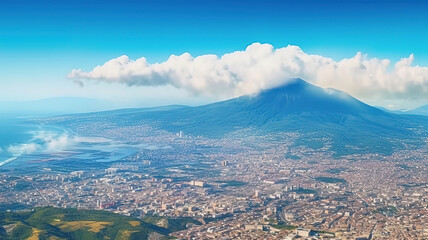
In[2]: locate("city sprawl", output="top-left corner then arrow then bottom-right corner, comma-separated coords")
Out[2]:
1,118 -> 427,240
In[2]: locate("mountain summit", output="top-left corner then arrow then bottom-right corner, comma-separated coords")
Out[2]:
157,78 -> 391,132
209,78 -> 383,117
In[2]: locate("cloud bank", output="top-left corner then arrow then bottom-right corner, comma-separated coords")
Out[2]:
7,131 -> 110,156
68,43 -> 428,101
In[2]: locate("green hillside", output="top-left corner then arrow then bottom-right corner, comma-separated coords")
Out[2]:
0,207 -> 198,240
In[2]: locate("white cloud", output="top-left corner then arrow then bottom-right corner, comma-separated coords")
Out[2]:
68,43 -> 428,101
7,131 -> 111,157
8,143 -> 38,156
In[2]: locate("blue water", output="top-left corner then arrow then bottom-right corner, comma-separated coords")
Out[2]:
0,116 -> 67,167
0,116 -> 164,171
0,116 -> 137,171
0,117 -> 36,159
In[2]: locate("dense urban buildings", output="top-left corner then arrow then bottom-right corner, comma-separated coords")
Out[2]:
1,127 -> 427,239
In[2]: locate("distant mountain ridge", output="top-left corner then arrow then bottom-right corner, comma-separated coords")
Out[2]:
375,104 -> 428,116
0,97 -> 113,117
406,104 -> 428,116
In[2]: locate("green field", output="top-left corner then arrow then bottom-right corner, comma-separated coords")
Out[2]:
315,176 -> 347,184
292,188 -> 317,194
0,207 -> 198,240
214,180 -> 248,188
269,223 -> 297,230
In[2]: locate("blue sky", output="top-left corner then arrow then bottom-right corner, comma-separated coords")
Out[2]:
1,0 -> 428,109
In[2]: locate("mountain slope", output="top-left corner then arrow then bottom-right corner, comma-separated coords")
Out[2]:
131,79 -> 426,154
132,79 -> 405,134
46,79 -> 428,155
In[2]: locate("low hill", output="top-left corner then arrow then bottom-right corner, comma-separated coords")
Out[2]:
0,207 -> 199,240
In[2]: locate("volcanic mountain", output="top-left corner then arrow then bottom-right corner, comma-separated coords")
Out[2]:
138,79 -> 404,134
51,78 -> 428,155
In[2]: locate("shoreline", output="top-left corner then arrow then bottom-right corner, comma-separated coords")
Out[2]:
0,157 -> 18,167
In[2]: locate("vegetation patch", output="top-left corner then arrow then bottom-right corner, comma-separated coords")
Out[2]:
9,223 -> 33,239
142,216 -> 201,232
0,203 -> 29,212
0,207 -> 196,240
373,206 -> 398,216
215,180 -> 248,187
128,221 -> 141,227
270,223 -> 297,230
400,182 -> 427,188
315,176 -> 347,183
51,220 -> 113,232
116,229 -> 138,240
13,181 -> 32,191
26,227 -> 45,240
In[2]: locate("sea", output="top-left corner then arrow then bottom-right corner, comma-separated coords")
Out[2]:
0,117 -> 41,167
0,116 -> 146,172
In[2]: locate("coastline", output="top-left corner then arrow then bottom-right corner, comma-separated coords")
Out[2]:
0,157 -> 18,167
0,116 -> 69,169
